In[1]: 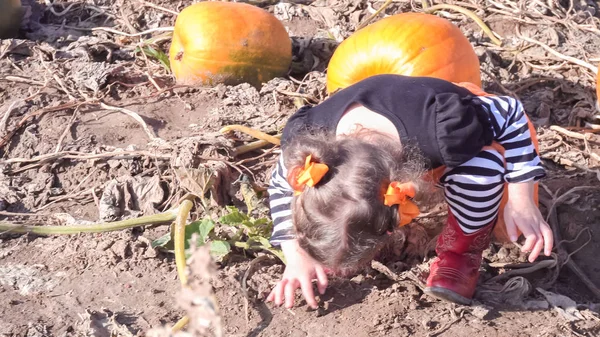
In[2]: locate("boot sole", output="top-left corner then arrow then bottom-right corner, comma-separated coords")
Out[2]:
424,286 -> 472,306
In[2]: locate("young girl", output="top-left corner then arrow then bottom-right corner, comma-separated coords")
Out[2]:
265,74 -> 553,309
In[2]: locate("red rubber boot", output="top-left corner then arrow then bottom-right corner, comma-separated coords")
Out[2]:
424,208 -> 496,305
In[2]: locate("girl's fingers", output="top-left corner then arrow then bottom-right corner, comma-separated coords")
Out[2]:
266,288 -> 275,302
503,205 -> 553,262
273,279 -> 287,306
540,222 -> 554,256
521,234 -> 537,254
315,266 -> 329,295
267,266 -> 329,310
299,278 -> 318,309
529,232 -> 544,262
284,279 -> 299,308
267,279 -> 284,302
519,223 -> 538,253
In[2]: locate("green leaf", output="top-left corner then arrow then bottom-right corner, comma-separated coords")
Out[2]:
244,236 -> 259,247
151,219 -> 215,251
256,236 -> 272,249
210,240 -> 231,257
243,217 -> 272,238
219,207 -> 249,225
190,218 -> 215,244
138,45 -> 171,72
250,217 -> 270,226
151,232 -> 173,249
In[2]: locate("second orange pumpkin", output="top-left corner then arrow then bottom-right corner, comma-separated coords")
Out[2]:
326,12 -> 481,94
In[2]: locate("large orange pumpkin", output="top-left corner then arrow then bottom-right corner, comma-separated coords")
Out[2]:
169,2 -> 292,87
326,12 -> 481,94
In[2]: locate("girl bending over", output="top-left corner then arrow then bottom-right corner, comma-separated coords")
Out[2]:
265,74 -> 553,308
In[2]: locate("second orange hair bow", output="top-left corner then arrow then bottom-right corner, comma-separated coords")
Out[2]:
384,182 -> 420,226
292,154 -> 329,195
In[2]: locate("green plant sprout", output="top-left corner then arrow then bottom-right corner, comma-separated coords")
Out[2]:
134,45 -> 172,73
151,205 -> 285,264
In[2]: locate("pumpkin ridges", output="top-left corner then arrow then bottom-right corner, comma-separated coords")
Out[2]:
175,48 -> 291,86
178,50 -> 290,69
181,56 -> 293,70
397,33 -> 478,75
178,42 -> 291,86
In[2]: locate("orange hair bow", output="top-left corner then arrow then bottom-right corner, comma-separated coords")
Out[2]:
384,182 -> 420,227
291,155 -> 329,195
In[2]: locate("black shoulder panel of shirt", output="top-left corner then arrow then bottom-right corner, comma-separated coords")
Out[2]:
281,74 -> 495,169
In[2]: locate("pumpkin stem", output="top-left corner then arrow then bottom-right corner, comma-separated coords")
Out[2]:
232,137 -> 282,156
0,208 -> 179,235
423,4 -> 502,46
219,125 -> 281,146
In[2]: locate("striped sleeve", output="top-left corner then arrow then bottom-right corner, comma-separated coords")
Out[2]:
267,155 -> 296,246
476,95 -> 546,183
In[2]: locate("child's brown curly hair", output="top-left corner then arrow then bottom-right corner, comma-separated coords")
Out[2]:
282,128 -> 432,274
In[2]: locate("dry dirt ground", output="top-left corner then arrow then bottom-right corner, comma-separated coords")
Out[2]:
1,0 -> 600,336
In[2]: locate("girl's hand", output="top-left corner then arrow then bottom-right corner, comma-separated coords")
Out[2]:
266,240 -> 328,309
504,182 -> 554,263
